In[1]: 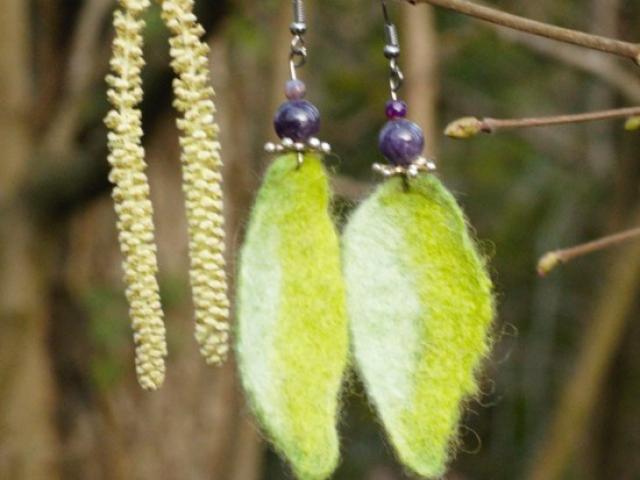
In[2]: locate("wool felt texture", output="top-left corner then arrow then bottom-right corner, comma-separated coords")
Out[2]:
236,153 -> 349,480
343,175 -> 494,478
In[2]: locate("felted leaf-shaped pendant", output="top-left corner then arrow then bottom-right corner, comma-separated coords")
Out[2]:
343,175 -> 494,478
236,153 -> 349,480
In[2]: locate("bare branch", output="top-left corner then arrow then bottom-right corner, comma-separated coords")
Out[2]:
404,0 -> 640,64
445,106 -> 640,138
538,226 -> 640,276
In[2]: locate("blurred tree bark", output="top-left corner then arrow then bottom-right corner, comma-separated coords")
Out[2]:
266,1 -> 296,154
0,0 -> 31,200
584,0 -> 620,178
403,3 -> 439,157
579,1 -> 621,478
0,1 -> 60,479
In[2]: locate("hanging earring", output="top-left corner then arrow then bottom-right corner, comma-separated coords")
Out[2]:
342,2 -> 495,477
235,2 -> 348,479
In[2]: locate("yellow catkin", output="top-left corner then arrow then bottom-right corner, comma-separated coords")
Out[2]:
160,0 -> 230,364
105,0 -> 167,390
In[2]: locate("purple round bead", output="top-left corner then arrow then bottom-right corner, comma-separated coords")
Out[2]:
385,100 -> 408,119
378,119 -> 425,166
285,79 -> 307,100
274,100 -> 320,142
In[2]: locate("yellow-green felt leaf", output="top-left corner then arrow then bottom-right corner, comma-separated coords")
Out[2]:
343,175 -> 494,478
236,154 -> 349,480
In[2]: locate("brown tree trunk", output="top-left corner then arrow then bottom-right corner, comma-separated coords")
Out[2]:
0,1 -> 60,478
403,3 -> 439,157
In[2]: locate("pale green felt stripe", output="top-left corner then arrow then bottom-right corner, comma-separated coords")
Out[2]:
236,153 -> 348,480
235,211 -> 282,429
344,175 -> 494,478
342,193 -> 423,438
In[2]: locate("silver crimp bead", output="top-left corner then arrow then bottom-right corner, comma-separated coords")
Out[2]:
290,22 -> 307,35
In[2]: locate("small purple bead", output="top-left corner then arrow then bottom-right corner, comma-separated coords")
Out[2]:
285,79 -> 307,100
274,100 -> 321,142
385,100 -> 408,119
379,119 -> 425,166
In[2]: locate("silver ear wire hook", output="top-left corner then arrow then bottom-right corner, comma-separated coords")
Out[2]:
289,0 -> 308,81
381,0 -> 392,25
381,0 -> 404,100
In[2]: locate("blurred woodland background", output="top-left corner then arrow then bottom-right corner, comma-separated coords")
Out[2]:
2,0 -> 640,479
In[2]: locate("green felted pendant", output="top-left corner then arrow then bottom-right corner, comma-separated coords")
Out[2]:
236,153 -> 349,480
343,175 -> 494,478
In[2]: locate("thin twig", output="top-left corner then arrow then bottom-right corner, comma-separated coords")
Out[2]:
445,106 -> 640,138
537,226 -> 640,276
404,0 -> 640,64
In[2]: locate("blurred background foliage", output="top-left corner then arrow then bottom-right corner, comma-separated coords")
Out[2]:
1,0 -> 640,479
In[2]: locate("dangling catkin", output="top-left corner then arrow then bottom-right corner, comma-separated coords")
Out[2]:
105,0 -> 167,390
160,0 -> 230,364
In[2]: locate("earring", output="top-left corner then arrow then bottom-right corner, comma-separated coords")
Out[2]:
235,2 -> 348,479
342,2 -> 495,477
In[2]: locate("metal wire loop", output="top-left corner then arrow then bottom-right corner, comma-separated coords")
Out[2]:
290,36 -> 307,64
287,0 -> 308,81
381,0 -> 405,99
389,59 -> 404,100
288,31 -> 307,81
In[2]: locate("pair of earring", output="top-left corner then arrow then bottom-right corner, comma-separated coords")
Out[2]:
236,1 -> 495,479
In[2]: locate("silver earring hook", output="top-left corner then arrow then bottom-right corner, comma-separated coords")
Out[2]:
381,0 -> 404,100
289,0 -> 308,80
382,0 -> 391,24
